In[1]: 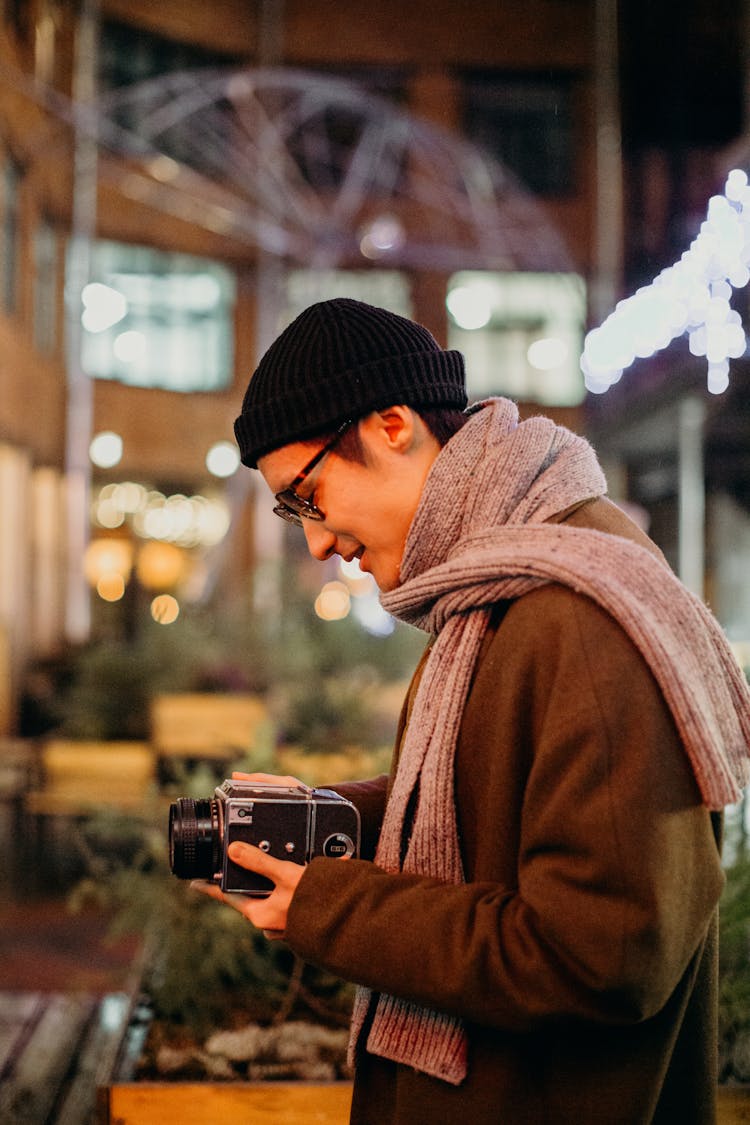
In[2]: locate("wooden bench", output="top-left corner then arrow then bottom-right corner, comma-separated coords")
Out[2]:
150,693 -> 269,760
0,738 -> 39,892
0,985 -> 148,1125
24,741 -> 156,817
719,1086 -> 750,1124
23,740 -> 157,886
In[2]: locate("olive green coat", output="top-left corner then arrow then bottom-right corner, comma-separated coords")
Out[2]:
285,498 -> 725,1124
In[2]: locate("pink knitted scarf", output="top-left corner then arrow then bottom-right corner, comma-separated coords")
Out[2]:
348,397 -> 750,1086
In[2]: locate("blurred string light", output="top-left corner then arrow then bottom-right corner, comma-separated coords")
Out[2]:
92,482 -> 231,548
581,169 -> 750,396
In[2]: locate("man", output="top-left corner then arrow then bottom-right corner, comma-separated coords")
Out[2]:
194,298 -> 750,1124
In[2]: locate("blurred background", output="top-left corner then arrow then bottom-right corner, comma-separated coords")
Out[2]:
2,0 -> 750,1117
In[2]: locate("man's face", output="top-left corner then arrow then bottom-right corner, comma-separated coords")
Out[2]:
257,408 -> 440,592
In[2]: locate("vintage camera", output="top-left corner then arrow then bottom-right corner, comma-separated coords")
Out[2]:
168,780 -> 360,896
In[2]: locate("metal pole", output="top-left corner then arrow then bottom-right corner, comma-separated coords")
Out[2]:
677,394 -> 706,598
64,0 -> 99,642
591,0 -> 624,323
252,0 -> 286,616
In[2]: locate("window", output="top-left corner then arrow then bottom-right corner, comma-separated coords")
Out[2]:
461,71 -> 575,197
285,268 -> 411,323
1,156 -> 21,314
72,240 -> 236,392
447,271 -> 586,406
33,218 -> 59,353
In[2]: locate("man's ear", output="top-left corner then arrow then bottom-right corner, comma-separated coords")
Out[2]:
362,405 -> 417,455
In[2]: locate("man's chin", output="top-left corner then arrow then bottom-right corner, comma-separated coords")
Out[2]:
360,552 -> 400,593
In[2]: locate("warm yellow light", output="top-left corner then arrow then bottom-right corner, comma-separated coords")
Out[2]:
314,581 -> 351,621
151,594 -> 180,624
136,541 -> 187,590
96,573 -> 125,602
83,538 -> 133,586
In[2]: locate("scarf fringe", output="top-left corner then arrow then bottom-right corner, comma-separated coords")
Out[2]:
348,987 -> 468,1086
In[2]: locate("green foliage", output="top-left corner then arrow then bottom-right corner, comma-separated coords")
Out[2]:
56,619 -> 211,739
274,673 -> 382,753
719,799 -> 750,1080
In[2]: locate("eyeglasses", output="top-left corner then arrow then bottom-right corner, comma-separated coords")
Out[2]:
272,420 -> 353,526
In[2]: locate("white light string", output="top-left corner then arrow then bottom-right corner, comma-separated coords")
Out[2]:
581,169 -> 750,395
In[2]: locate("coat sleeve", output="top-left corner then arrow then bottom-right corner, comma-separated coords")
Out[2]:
284,588 -> 725,1032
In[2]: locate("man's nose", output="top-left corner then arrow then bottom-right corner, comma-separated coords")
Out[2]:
302,519 -> 337,561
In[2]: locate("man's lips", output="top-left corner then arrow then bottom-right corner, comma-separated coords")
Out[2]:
343,546 -> 370,573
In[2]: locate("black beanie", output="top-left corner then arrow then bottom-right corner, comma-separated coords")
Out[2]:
234,298 -> 467,467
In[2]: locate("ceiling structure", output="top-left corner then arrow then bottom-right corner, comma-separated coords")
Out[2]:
3,63 -> 573,274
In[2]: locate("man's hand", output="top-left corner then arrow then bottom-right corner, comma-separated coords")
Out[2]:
190,841 -> 305,939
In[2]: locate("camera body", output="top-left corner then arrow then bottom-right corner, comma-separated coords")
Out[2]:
169,780 -> 360,896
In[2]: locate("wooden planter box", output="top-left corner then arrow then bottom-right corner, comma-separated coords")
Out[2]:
99,1081 -> 748,1124
718,1085 -> 750,1124
98,1081 -> 353,1124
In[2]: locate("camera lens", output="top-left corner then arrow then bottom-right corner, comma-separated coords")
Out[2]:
168,798 -> 222,880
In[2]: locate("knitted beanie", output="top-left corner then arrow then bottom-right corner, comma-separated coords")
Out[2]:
234,298 -> 468,467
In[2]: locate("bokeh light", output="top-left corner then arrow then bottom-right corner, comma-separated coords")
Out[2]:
150,594 -> 180,624
136,541 -> 187,590
89,431 -> 123,469
314,581 -> 351,621
581,169 -> 750,395
81,282 -> 127,333
96,573 -> 126,602
83,538 -> 133,587
446,284 -> 493,330
206,441 -> 240,478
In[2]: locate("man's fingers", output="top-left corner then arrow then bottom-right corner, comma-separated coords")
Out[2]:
227,840 -> 287,878
190,880 -> 224,902
189,880 -> 247,916
190,879 -> 276,925
231,771 -> 308,789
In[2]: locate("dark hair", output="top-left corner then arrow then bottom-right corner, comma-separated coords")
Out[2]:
302,406 -> 469,463
418,407 -> 470,447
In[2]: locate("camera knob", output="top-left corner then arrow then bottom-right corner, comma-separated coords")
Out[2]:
323,833 -> 355,859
